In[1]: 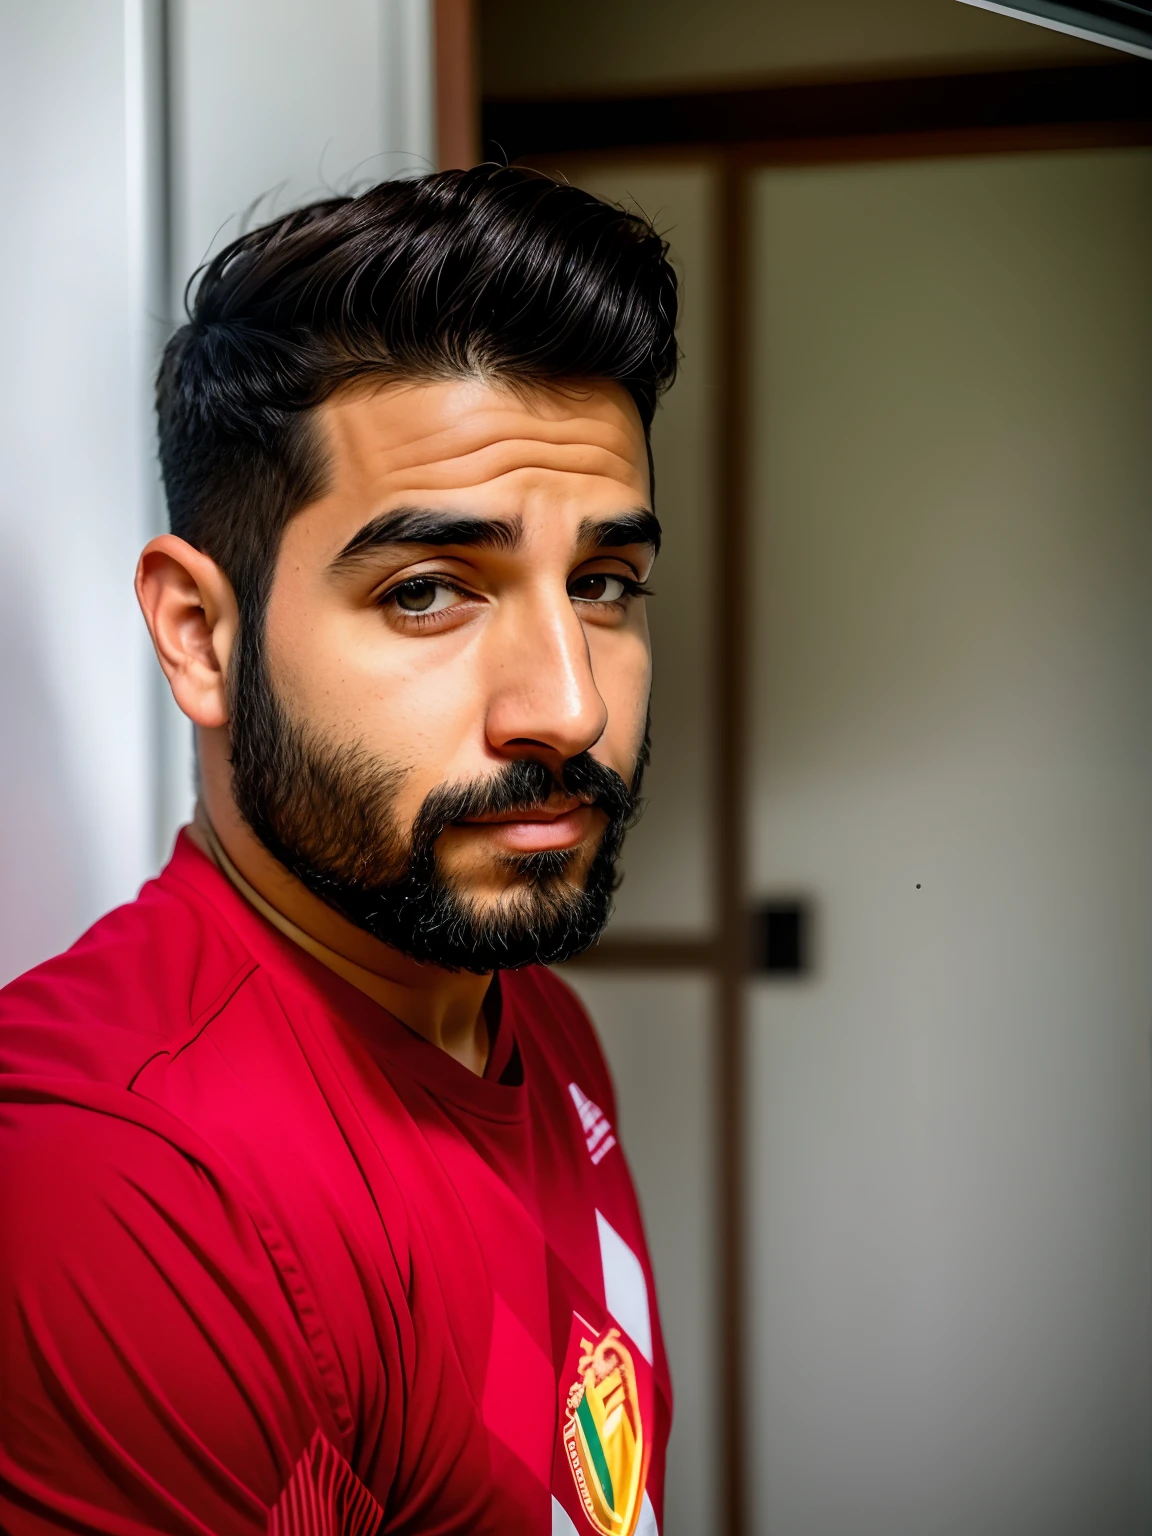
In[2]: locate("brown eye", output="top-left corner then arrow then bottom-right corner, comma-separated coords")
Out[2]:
570,573 -> 629,604
395,580 -> 437,611
386,578 -> 464,617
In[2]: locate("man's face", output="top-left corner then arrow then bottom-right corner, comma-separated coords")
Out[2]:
230,376 -> 656,970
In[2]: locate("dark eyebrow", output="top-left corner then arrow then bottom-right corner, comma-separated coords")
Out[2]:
577,509 -> 662,557
330,508 -> 523,568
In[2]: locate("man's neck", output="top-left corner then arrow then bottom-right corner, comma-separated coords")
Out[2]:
189,799 -> 492,1076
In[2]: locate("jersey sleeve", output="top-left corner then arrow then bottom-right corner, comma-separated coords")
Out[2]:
0,1098 -> 366,1536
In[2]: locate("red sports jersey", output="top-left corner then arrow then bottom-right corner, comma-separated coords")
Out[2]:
0,834 -> 670,1535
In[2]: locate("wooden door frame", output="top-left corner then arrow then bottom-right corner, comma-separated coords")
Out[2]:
434,0 -> 479,170
487,58 -> 1152,1536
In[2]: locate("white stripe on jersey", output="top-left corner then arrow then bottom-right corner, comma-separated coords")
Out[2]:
595,1208 -> 653,1365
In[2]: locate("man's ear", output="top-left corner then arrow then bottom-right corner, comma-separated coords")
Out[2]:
135,535 -> 240,729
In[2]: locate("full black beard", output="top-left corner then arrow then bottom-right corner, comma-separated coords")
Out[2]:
227,620 -> 647,972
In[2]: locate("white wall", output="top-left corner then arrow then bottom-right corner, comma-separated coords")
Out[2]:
747,148 -> 1152,1535
168,0 -> 432,298
0,0 -> 162,985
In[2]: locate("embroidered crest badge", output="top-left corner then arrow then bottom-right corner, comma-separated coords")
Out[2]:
562,1323 -> 647,1535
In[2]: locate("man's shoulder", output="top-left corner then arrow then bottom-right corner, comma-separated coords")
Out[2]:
503,963 -> 619,1120
0,835 -> 253,1089
503,962 -> 597,1044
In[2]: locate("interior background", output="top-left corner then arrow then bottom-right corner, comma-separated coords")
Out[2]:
2,3 -> 1149,1534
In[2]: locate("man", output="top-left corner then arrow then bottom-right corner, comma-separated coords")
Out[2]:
0,167 -> 678,1535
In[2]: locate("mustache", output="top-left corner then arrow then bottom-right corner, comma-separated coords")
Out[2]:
411,753 -> 636,851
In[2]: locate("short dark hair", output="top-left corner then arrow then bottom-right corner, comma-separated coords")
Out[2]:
156,165 -> 679,616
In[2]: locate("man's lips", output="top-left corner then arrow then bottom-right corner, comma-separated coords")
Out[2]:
454,802 -> 597,853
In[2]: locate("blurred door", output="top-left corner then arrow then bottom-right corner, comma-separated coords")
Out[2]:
746,147 -> 1152,1536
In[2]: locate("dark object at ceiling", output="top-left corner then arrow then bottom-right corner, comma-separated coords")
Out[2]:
957,1 -> 1152,59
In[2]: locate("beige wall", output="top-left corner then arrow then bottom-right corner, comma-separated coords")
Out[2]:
747,147 -> 1152,1534
481,0 -> 1108,99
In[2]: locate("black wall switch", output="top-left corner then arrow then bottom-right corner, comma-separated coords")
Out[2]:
749,899 -> 812,976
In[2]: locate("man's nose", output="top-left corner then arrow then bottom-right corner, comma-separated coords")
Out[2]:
484,593 -> 609,766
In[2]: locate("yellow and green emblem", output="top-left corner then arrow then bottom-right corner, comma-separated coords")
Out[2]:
562,1328 -> 646,1536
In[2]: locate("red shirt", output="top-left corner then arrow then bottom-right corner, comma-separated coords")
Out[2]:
0,834 -> 670,1535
